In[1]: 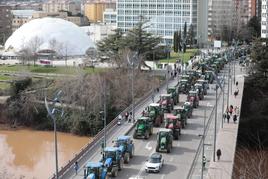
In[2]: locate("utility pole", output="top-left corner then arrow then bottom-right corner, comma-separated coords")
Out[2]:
103,79 -> 107,148
213,85 -> 218,162
221,72 -> 225,128
201,106 -> 206,179
227,62 -> 230,108
132,61 -> 135,122
152,51 -> 155,102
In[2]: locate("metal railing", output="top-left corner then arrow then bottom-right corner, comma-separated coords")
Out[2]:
51,76 -> 172,178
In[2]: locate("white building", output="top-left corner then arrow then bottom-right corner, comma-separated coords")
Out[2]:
103,8 -> 117,24
80,23 -> 117,43
261,0 -> 268,38
116,0 -> 206,45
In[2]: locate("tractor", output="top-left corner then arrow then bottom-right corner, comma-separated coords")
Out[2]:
143,103 -> 164,127
183,101 -> 193,118
187,90 -> 199,108
156,128 -> 173,153
158,94 -> 174,112
196,79 -> 209,95
205,71 -> 214,84
167,86 -> 179,105
113,136 -> 134,164
178,79 -> 191,94
172,106 -> 188,128
83,162 -> 108,179
164,114 -> 181,140
194,83 -> 205,100
133,117 -> 153,139
101,147 -> 123,177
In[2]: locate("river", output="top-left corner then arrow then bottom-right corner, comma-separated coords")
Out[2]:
0,129 -> 91,179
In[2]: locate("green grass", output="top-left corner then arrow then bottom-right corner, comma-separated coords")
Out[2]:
160,48 -> 198,63
0,65 -> 106,75
0,75 -> 12,81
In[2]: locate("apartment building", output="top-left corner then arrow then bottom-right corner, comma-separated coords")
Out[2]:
116,0 -> 202,45
261,0 -> 268,38
42,0 -> 81,15
0,5 -> 12,44
84,2 -> 116,23
103,8 -> 116,24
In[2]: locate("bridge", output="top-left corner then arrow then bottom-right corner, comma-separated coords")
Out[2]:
51,57 -> 246,179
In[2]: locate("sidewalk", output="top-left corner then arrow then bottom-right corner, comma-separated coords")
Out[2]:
206,62 -> 245,179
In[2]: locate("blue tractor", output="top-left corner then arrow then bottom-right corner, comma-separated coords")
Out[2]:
101,147 -> 124,177
83,162 -> 108,179
113,136 -> 134,164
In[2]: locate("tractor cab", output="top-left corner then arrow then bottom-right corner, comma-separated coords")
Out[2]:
183,101 -> 193,118
146,103 -> 163,126
205,71 -> 214,84
164,114 -> 181,140
114,136 -> 133,148
114,136 -> 134,163
194,83 -> 204,100
156,128 -> 173,153
159,94 -> 174,112
102,147 -> 123,177
187,90 -> 199,108
196,79 -> 209,95
133,117 -> 153,139
167,86 -> 179,105
84,162 -> 107,179
173,106 -> 187,128
178,79 -> 190,94
103,147 -> 121,163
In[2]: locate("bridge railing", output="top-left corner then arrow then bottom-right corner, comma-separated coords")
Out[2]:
52,74 -> 172,178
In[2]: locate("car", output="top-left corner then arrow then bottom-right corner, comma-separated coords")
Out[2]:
145,153 -> 164,173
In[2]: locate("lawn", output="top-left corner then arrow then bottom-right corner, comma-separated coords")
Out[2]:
160,48 -> 198,63
0,65 -> 106,75
0,75 -> 12,81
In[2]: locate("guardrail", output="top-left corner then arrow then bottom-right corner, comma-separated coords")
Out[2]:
186,85 -> 223,179
52,76 -> 172,179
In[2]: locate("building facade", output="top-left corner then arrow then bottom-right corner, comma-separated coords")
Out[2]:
116,0 -> 200,45
0,5 -> 12,44
84,2 -> 116,23
261,0 -> 268,38
42,0 -> 81,15
208,0 -> 236,41
103,8 -> 117,24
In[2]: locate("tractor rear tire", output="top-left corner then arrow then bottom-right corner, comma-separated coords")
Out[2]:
111,168 -> 118,177
133,132 -> 137,139
130,147 -> 134,158
156,146 -> 159,152
145,131 -> 149,139
124,153 -> 130,164
167,145 -> 171,153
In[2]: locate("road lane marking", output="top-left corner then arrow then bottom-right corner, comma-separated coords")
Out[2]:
161,174 -> 165,179
145,142 -> 152,150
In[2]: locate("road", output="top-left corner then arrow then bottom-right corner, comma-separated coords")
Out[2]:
64,66 -> 225,179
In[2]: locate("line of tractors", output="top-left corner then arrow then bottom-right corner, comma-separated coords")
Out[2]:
82,54 -> 228,179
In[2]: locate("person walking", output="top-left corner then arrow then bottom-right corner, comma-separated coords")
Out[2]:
233,114 -> 237,123
74,161 -> 79,175
229,105 -> 233,115
227,112 -> 230,123
128,112 -> 132,123
236,81 -> 238,86
216,149 -> 222,161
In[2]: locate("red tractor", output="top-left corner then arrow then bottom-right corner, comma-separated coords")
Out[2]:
187,90 -> 199,108
164,114 -> 181,140
158,94 -> 174,113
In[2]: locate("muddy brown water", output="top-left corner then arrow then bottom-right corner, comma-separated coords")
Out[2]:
0,129 -> 91,179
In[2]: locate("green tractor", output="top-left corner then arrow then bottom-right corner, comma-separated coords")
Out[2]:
156,128 -> 173,153
205,71 -> 214,84
143,103 -> 164,127
133,117 -> 153,139
183,101 -> 193,118
173,106 -> 188,128
167,86 -> 179,105
178,79 -> 191,94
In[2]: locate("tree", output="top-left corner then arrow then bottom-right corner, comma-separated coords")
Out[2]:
183,22 -> 187,42
124,20 -> 161,70
97,29 -> 126,68
247,16 -> 261,38
27,36 -> 43,66
173,31 -> 178,53
187,24 -> 194,48
178,30 -> 182,52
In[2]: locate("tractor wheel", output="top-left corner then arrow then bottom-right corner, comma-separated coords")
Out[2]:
111,168 -> 118,177
167,145 -> 171,153
156,146 -> 159,152
124,153 -> 130,164
150,128 -> 153,135
182,121 -> 185,129
118,158 -> 123,171
130,147 -> 134,158
133,132 -> 137,139
145,131 -> 149,139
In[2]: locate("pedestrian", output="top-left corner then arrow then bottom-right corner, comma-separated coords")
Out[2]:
234,88 -> 239,98
227,113 -> 230,123
128,112 -> 132,123
233,114 -> 237,123
236,81 -> 238,86
216,149 -> 222,161
156,87 -> 159,93
202,156 -> 207,168
174,71 -> 177,77
125,112 -> 129,121
142,110 -> 146,116
74,161 -> 78,175
229,105 -> 233,115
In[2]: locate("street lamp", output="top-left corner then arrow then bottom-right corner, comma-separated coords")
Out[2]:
45,90 -> 64,179
213,85 -> 219,162
100,79 -> 107,148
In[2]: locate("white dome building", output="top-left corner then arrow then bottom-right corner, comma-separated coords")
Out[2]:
5,17 -> 94,56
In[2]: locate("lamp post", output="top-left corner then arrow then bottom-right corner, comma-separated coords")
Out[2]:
221,71 -> 225,128
45,90 -> 64,179
100,79 -> 107,148
213,85 -> 218,162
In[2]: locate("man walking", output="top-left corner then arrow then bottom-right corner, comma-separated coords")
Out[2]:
74,161 -> 79,175
216,149 -> 222,161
